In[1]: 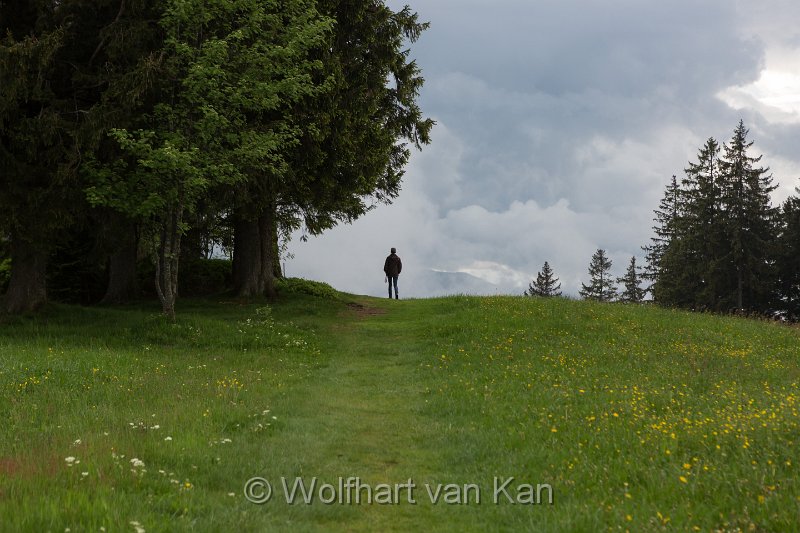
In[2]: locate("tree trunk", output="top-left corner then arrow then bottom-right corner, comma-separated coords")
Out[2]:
155,205 -> 183,320
261,209 -> 278,298
3,234 -> 48,313
232,203 -> 278,298
101,225 -> 138,304
233,212 -> 262,297
736,269 -> 743,311
272,221 -> 282,279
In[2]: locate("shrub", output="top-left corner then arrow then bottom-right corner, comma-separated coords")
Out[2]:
276,277 -> 341,300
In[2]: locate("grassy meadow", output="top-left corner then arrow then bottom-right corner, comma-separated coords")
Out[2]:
2,282 -> 800,531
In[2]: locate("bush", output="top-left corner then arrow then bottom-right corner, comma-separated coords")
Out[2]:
276,277 -> 341,300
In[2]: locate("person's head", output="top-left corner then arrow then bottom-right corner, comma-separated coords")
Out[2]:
391,247 -> 396,254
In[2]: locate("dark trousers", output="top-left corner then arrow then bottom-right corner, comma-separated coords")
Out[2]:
388,275 -> 399,298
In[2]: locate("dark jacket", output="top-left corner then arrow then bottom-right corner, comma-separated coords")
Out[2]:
383,253 -> 402,276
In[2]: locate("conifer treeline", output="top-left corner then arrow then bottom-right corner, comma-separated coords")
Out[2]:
644,120 -> 800,318
527,120 -> 797,318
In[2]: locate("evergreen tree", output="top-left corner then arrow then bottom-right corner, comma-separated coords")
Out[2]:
717,120 -> 777,312
645,122 -> 780,314
617,256 -> 645,303
775,191 -> 800,319
643,175 -> 682,301
579,249 -> 617,302
524,261 -> 561,297
0,0 -> 147,312
678,137 -> 726,310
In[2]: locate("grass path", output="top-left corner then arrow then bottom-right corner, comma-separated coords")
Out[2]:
262,298 -> 441,531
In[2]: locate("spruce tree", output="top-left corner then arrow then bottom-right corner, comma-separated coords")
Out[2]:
643,175 -> 682,301
524,261 -> 562,297
579,249 -> 617,302
617,256 -> 645,303
775,191 -> 800,319
717,120 -> 777,312
678,137 -> 726,310
0,0 -> 150,313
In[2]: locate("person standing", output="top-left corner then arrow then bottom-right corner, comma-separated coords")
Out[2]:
383,248 -> 402,299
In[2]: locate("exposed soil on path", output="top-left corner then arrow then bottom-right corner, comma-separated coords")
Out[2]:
343,301 -> 387,319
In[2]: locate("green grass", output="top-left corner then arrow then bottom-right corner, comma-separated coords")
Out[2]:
2,289 -> 800,531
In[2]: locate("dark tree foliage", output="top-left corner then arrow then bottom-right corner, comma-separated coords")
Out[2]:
643,175 -> 681,302
775,192 -> 800,320
231,0 -> 434,299
1,0 -> 432,315
617,256 -> 645,303
524,261 -> 561,297
579,249 -> 617,302
656,138 -> 726,309
717,120 -> 777,312
0,0 -> 152,312
646,121 -> 780,315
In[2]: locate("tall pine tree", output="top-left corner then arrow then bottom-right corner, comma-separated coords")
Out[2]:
717,120 -> 777,312
776,190 -> 800,319
679,137 -> 726,309
645,121 -> 780,315
644,175 -> 682,303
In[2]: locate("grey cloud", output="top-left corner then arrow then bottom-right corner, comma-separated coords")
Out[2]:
285,1 -> 798,299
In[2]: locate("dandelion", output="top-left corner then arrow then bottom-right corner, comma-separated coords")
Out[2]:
679,476 -> 688,483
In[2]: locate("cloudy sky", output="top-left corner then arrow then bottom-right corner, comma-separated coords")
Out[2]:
287,0 -> 800,298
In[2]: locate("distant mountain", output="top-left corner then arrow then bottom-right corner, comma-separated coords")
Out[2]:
404,269 -> 507,298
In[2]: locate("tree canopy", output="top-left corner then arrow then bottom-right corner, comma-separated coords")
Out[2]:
1,0 -> 433,316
